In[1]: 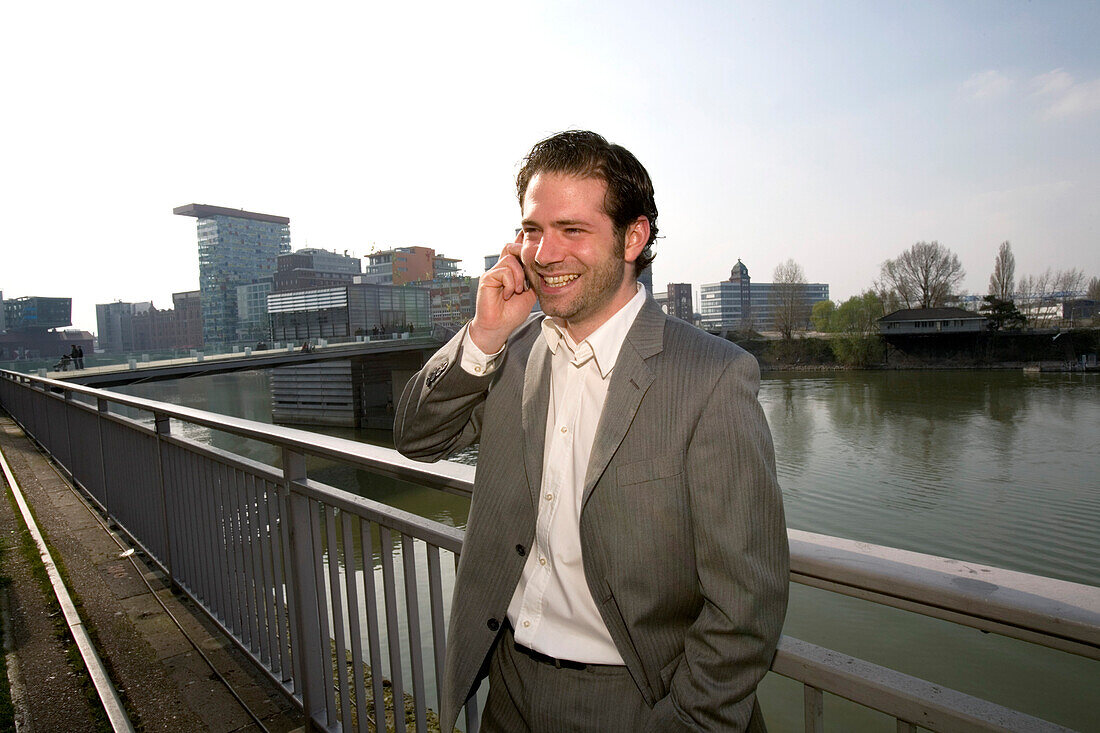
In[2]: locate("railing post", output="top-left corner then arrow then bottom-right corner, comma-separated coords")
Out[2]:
96,397 -> 111,517
154,412 -> 174,586
63,389 -> 75,481
282,448 -> 325,726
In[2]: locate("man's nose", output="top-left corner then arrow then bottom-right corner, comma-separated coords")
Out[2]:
534,232 -> 565,266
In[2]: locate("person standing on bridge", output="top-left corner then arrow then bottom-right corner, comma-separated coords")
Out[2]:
395,130 -> 788,732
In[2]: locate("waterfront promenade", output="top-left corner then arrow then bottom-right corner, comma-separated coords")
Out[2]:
0,415 -> 304,732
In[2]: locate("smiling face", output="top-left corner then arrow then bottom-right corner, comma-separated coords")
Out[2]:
519,173 -> 649,342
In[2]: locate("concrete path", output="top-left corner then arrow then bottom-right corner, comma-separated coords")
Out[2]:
0,415 -> 305,732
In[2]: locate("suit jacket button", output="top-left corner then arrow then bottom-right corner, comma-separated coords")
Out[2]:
487,618 -> 500,631
515,544 -> 526,556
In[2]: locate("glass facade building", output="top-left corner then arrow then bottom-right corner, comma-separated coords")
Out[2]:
267,283 -> 431,342
174,204 -> 291,346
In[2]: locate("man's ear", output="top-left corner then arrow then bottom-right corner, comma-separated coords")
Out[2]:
622,216 -> 650,264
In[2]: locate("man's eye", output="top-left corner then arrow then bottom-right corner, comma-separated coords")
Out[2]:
565,228 -> 583,235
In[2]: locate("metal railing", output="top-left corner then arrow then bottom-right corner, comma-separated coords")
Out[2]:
1,369 -> 1096,733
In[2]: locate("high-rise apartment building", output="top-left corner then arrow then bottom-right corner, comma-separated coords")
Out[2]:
174,204 -> 291,346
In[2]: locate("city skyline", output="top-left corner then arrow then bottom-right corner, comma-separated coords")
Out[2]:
3,1 -> 1099,333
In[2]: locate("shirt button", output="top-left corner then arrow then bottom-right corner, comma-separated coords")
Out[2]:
473,365 -> 482,373
560,426 -> 567,433
544,493 -> 553,501
522,620 -> 531,628
539,557 -> 546,566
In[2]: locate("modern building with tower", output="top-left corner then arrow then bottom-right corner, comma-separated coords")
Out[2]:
701,259 -> 829,332
174,204 -> 291,346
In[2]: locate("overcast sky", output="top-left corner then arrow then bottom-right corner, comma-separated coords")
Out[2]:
3,1 -> 1098,333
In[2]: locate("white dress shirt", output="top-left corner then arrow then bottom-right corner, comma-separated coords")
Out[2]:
461,284 -> 647,663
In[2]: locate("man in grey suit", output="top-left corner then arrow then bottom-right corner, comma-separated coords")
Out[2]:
395,130 -> 788,732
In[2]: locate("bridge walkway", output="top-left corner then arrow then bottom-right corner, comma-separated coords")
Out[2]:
0,415 -> 305,732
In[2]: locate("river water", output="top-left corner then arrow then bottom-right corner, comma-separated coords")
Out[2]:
112,369 -> 1100,731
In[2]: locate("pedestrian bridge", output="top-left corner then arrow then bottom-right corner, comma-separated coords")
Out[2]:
46,335 -> 443,389
1,368 -> 1096,732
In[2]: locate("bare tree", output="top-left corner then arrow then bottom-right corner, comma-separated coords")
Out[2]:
878,241 -> 965,309
988,241 -> 1015,301
1089,276 -> 1100,301
770,259 -> 809,340
1017,270 -> 1054,326
1052,267 -> 1087,296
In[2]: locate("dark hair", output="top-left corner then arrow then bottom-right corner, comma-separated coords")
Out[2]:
516,130 -> 658,275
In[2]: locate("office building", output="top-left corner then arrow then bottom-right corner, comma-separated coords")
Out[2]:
701,260 -> 828,332
174,203 -> 291,346
363,246 -> 461,285
267,283 -> 431,343
274,248 -> 362,292
4,296 -> 72,332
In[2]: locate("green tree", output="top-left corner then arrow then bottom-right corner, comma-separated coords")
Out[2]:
811,300 -> 836,332
980,296 -> 1027,331
829,291 -> 886,366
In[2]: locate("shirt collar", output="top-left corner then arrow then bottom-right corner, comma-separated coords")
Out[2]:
540,282 -> 647,378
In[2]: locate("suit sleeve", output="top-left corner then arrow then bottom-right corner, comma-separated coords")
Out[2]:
393,324 -> 495,462
648,352 -> 789,732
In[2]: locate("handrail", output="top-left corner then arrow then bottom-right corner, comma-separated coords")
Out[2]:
3,368 -> 1098,664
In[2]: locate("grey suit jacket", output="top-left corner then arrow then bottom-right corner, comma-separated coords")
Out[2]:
395,297 -> 789,732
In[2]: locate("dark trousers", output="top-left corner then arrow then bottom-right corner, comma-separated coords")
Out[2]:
482,624 -> 652,733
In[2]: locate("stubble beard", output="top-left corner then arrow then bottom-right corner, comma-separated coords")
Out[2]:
529,249 -> 626,325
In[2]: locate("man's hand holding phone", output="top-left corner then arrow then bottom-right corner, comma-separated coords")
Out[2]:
468,236 -> 537,354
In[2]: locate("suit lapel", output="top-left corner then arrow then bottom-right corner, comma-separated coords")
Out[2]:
521,334 -> 551,506
582,298 -> 666,509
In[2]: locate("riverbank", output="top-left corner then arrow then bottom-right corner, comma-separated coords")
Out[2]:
733,328 -> 1100,371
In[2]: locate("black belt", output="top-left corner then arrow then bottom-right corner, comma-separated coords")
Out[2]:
513,640 -> 590,671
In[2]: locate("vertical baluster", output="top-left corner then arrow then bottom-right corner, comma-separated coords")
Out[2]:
341,513 -> 368,733
154,413 -> 173,584
402,535 -> 426,733
96,397 -> 111,517
222,464 -> 242,636
804,685 -> 824,733
257,479 -> 282,675
245,474 -> 268,664
207,460 -> 228,622
325,507 -> 352,730
274,477 -> 296,687
283,448 -> 325,722
196,457 -> 215,603
379,526 -> 406,733
426,545 -> 447,716
235,468 -> 254,647
311,503 -> 337,729
360,521 -> 386,732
